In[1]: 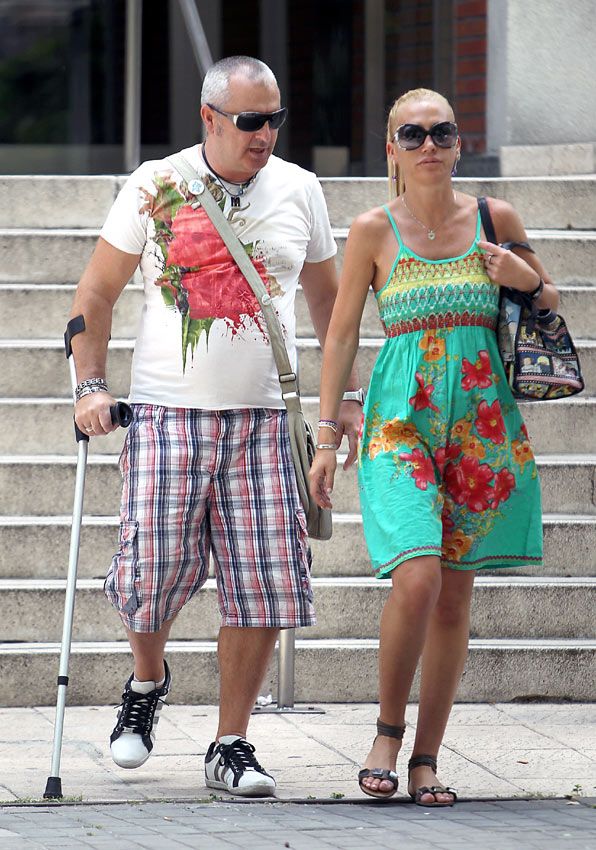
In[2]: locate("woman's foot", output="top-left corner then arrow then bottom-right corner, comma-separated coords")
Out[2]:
407,754 -> 457,806
358,720 -> 405,798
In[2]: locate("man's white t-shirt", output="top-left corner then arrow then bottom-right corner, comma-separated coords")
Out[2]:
100,145 -> 337,409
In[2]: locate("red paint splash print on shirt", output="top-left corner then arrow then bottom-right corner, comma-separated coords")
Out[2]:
140,172 -> 281,369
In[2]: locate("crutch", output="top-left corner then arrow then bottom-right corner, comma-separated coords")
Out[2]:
43,315 -> 133,799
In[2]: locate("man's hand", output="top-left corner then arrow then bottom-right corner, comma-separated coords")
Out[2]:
74,390 -> 119,436
336,400 -> 362,469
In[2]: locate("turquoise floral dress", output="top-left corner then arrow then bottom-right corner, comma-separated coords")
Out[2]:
358,206 -> 543,577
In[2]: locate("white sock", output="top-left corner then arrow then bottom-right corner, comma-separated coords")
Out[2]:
130,675 -> 165,695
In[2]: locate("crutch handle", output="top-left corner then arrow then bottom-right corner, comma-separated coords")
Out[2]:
110,401 -> 133,427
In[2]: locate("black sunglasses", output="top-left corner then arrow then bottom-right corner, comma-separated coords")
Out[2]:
207,103 -> 288,132
394,121 -> 458,150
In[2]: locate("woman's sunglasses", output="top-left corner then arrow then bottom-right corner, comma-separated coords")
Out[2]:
394,121 -> 458,150
207,103 -> 288,132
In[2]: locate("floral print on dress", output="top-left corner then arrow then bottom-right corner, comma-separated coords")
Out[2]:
362,340 -> 537,565
139,172 -> 283,369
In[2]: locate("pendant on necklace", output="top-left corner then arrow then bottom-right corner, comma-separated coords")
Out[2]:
428,230 -> 436,240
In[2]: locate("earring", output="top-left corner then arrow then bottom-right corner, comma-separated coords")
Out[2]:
452,153 -> 461,177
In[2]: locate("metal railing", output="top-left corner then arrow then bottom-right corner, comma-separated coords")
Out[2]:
124,0 -> 213,172
122,0 -> 311,713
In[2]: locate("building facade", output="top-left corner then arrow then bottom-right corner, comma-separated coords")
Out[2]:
0,0 -> 593,176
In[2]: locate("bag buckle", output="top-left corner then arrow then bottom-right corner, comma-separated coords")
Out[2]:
280,371 -> 298,399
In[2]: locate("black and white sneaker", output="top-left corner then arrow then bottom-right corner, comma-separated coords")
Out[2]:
205,735 -> 276,797
110,661 -> 171,769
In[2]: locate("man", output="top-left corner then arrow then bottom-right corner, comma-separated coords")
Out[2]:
70,55 -> 361,797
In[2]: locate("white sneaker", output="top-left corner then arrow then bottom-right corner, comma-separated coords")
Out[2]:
110,661 -> 171,769
205,735 -> 276,797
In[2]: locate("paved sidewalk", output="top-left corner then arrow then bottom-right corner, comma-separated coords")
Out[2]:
1,702 -> 594,804
1,799 -> 595,850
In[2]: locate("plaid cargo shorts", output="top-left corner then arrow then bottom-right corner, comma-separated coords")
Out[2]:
105,404 -> 316,632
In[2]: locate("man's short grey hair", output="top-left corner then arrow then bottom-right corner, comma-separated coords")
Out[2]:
201,56 -> 278,107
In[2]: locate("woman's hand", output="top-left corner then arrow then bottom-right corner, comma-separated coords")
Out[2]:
309,449 -> 337,510
478,239 -> 541,294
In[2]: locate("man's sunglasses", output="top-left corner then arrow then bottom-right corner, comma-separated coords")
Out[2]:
394,121 -> 458,150
207,103 -> 288,132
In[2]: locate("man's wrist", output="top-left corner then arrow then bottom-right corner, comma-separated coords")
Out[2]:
341,388 -> 365,405
75,377 -> 108,401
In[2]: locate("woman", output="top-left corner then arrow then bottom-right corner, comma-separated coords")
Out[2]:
309,89 -> 556,805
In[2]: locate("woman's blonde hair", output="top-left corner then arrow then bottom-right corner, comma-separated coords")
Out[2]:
386,88 -> 454,199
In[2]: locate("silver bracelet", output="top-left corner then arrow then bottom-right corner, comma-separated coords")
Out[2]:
316,443 -> 337,450
76,384 -> 108,402
75,377 -> 107,394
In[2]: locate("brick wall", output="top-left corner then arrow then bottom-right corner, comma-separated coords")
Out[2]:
453,0 -> 487,153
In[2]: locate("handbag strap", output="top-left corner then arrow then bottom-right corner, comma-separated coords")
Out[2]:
477,196 -> 535,254
167,152 -> 303,415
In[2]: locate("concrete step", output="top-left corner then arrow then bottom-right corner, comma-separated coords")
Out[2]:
0,284 -> 144,340
304,396 -> 595,456
1,282 -> 595,341
0,453 -> 594,516
0,283 -> 384,341
1,638 -> 594,705
321,176 -> 596,231
3,175 -> 595,231
0,514 -> 593,580
1,337 -> 596,397
1,395 -> 594,456
2,227 -> 596,285
1,577 -> 594,643
0,175 -> 120,229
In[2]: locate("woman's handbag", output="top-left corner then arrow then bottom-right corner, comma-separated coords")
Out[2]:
478,197 -> 584,401
167,154 -> 332,540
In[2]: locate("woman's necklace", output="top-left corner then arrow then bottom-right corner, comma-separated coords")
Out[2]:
401,192 -> 457,240
201,145 -> 258,207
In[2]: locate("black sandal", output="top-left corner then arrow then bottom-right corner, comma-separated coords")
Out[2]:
407,754 -> 457,807
358,719 -> 406,800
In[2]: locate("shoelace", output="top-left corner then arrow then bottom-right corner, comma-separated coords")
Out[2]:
115,687 -> 164,736
219,739 -> 267,775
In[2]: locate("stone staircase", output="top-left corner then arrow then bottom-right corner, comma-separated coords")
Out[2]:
0,174 -> 595,706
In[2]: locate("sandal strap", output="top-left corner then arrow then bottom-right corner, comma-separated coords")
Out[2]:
376,719 -> 406,739
408,753 -> 437,773
358,767 -> 398,785
413,784 -> 458,803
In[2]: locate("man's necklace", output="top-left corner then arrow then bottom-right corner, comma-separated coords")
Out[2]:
201,145 -> 258,207
401,192 -> 457,240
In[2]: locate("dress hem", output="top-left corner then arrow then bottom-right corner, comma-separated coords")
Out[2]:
375,550 -> 542,578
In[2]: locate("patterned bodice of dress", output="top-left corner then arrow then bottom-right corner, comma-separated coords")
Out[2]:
376,207 -> 499,339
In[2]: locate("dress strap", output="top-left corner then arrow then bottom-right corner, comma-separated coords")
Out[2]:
383,204 -> 404,250
473,207 -> 482,243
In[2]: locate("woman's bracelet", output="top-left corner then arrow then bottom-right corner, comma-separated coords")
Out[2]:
316,443 -> 337,450
528,277 -> 544,301
318,418 -> 338,433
